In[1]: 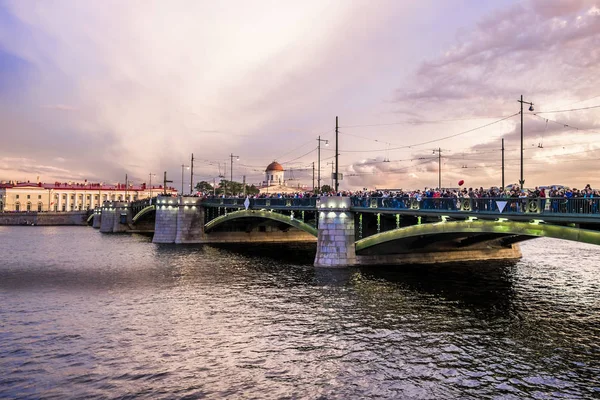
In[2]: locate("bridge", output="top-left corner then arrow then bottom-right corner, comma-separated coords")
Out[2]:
93,195 -> 600,267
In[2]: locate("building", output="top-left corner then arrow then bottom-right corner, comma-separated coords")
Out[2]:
258,161 -> 309,194
265,161 -> 285,186
0,181 -> 177,212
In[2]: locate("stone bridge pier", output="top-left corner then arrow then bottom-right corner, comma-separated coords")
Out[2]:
152,196 -> 205,243
99,201 -> 133,233
314,197 -> 356,268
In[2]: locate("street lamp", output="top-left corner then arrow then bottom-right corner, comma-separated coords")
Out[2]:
317,136 -> 329,193
230,153 -> 239,196
518,95 -> 534,189
181,164 -> 189,195
149,173 -> 156,200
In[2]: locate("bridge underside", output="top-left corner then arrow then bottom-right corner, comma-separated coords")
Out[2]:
204,212 -> 317,244
353,220 -> 600,266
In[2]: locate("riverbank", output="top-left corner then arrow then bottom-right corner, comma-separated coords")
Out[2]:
0,212 -> 89,226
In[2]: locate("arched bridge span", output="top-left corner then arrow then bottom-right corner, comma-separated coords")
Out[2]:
355,220 -> 600,252
132,205 -> 156,224
205,209 -> 318,237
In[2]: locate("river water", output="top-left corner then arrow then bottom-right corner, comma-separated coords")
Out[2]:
0,226 -> 599,399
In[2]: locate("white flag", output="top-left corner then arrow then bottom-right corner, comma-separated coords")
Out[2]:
244,197 -> 250,210
496,201 -> 507,213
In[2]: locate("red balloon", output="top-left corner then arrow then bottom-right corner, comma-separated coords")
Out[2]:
458,180 -> 465,186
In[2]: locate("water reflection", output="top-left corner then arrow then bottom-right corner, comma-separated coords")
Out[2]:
1,228 -> 599,399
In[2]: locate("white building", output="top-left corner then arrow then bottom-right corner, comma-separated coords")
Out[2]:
265,161 -> 285,186
0,181 -> 177,212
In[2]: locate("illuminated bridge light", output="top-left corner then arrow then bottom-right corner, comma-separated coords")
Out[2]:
467,216 -> 478,222
531,219 -> 545,225
497,218 -> 508,222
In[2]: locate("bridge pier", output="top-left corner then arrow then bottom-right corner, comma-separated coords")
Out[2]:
153,196 -> 204,243
314,197 -> 357,268
99,202 -> 132,233
92,208 -> 101,229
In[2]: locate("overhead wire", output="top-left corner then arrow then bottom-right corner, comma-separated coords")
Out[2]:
336,113 -> 520,153
533,104 -> 600,114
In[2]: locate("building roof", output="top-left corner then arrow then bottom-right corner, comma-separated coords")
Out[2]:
0,181 -> 177,192
266,161 -> 284,172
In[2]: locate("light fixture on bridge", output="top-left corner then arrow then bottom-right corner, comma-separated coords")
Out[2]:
529,104 -> 535,112
441,215 -> 449,222
497,218 -> 508,222
467,216 -> 478,222
531,219 -> 545,225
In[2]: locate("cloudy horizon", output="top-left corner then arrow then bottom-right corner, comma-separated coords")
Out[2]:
1,0 -> 599,191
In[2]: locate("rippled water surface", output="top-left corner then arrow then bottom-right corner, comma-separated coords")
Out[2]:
1,226 -> 599,399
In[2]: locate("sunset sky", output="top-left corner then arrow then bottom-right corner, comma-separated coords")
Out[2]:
1,0 -> 599,190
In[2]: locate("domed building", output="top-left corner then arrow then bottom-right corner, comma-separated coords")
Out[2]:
259,161 -> 308,194
265,161 -> 284,186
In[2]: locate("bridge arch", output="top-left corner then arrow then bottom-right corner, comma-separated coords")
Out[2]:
132,205 -> 156,224
355,220 -> 600,252
205,209 -> 317,237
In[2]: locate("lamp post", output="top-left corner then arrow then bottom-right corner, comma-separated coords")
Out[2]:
317,136 -> 329,193
181,164 -> 189,195
149,173 -> 156,201
327,161 -> 335,188
518,95 -> 534,189
230,153 -> 239,196
432,148 -> 443,189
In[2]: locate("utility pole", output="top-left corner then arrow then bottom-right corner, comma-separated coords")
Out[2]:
312,162 -> 315,193
317,136 -> 328,193
335,116 -> 339,192
230,153 -> 239,196
190,153 -> 194,195
242,175 -> 246,196
163,171 -> 173,195
518,95 -> 534,189
433,148 -> 442,189
181,164 -> 189,195
125,174 -> 128,202
501,138 -> 505,189
149,173 -> 156,200
327,161 -> 334,187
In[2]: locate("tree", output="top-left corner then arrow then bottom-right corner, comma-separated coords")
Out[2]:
321,184 -> 332,193
195,181 -> 214,193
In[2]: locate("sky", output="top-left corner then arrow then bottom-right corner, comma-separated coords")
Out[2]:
0,0 -> 599,191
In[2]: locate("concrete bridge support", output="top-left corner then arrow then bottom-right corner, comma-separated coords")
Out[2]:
92,210 -> 101,229
153,196 -> 205,243
99,202 -> 132,233
314,197 -> 357,268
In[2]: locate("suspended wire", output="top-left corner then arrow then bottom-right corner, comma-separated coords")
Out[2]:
534,104 -> 600,114
339,115 -> 510,128
337,113 -> 520,153
273,129 -> 334,162
527,113 -> 600,135
282,147 -> 317,164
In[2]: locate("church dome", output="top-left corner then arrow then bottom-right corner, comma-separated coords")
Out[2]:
266,161 -> 284,172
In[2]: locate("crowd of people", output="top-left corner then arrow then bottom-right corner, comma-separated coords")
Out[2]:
198,184 -> 599,214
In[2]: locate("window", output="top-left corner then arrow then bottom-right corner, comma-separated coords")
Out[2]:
38,195 -> 42,199
37,202 -> 42,212
15,202 -> 20,212
16,195 -> 19,199
27,202 -> 32,212
27,195 -> 30,199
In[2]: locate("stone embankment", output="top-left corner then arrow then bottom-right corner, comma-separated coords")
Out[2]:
0,212 -> 89,226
